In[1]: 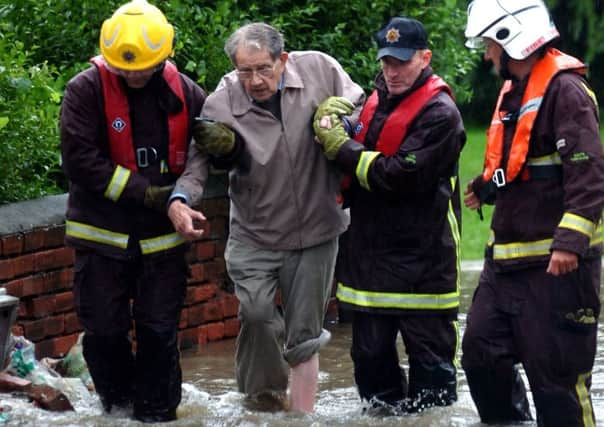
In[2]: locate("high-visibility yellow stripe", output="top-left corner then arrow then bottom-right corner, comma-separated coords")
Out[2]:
336,282 -> 459,310
355,151 -> 380,191
493,238 -> 552,260
492,223 -> 602,260
65,220 -> 129,249
559,213 -> 596,238
447,176 -> 461,297
104,165 -> 130,201
575,371 -> 595,427
526,152 -> 561,166
139,232 -> 185,255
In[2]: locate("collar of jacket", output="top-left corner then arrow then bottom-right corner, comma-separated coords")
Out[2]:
228,57 -> 305,117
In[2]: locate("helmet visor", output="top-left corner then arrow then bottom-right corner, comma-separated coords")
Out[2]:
465,37 -> 484,50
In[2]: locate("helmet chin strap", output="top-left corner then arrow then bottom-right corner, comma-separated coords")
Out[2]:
499,50 -> 516,81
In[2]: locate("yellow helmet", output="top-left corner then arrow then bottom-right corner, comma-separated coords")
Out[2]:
100,0 -> 174,71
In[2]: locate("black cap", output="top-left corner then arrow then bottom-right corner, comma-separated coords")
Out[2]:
376,17 -> 428,62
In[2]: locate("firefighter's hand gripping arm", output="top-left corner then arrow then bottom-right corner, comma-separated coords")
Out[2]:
313,114 -> 350,161
143,185 -> 175,213
193,118 -> 235,156
314,96 -> 355,122
168,199 -> 207,241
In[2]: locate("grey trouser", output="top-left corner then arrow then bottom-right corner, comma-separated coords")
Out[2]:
225,237 -> 337,395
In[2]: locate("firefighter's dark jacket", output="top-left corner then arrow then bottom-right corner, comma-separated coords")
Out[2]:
60,64 -> 206,259
471,61 -> 604,271
334,67 -> 466,316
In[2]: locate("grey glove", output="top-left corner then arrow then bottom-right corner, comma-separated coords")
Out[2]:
144,185 -> 174,213
193,118 -> 235,156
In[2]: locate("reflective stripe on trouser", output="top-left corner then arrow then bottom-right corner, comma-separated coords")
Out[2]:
225,237 -> 338,395
351,310 -> 458,404
73,249 -> 188,416
462,258 -> 600,426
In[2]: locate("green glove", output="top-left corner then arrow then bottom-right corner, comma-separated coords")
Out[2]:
313,114 -> 350,160
314,96 -> 354,123
193,118 -> 235,156
144,185 -> 174,213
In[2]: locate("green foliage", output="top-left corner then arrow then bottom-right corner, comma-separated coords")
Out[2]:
0,34 -> 63,204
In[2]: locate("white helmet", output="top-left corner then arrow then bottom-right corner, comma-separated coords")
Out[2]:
465,0 -> 559,60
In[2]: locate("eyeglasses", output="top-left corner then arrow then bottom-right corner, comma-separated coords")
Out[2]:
236,61 -> 279,81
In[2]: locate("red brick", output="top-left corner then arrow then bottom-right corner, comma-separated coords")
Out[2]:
188,263 -> 205,283
34,247 -> 74,272
1,234 -> 24,256
42,269 -> 74,293
64,312 -> 81,334
195,242 -> 215,261
203,261 -> 222,283
187,305 -> 203,327
21,295 -> 56,318
200,300 -> 223,323
197,325 -> 208,346
35,333 -> 79,359
43,226 -> 66,248
54,292 -> 74,313
44,315 -> 65,337
185,283 -> 218,305
224,318 -> 240,337
219,293 -> 239,318
179,308 -> 188,329
204,322 -> 225,341
4,275 -> 45,298
23,230 -> 46,253
0,259 -> 15,281
11,254 -> 36,278
215,240 -> 226,257
21,319 -> 45,341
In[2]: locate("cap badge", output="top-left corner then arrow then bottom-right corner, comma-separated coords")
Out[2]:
386,28 -> 400,44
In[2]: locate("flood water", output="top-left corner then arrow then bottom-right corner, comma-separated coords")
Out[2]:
2,264 -> 604,426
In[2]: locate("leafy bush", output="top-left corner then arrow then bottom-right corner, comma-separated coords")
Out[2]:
0,35 -> 64,204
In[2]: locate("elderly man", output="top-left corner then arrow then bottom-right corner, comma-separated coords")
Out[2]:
168,22 -> 364,412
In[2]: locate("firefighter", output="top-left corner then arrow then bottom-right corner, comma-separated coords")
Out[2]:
462,0 -> 604,425
59,0 -> 206,422
313,16 -> 465,415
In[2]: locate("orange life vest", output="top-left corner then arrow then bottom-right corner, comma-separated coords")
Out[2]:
482,48 -> 585,185
353,74 -> 453,153
91,55 -> 189,174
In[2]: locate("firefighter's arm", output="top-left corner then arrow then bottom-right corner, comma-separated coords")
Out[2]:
549,75 -> 604,258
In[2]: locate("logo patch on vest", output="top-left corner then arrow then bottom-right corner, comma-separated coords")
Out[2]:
354,122 -> 364,136
112,117 -> 127,133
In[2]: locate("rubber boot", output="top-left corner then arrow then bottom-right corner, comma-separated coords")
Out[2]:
464,365 -> 533,423
289,353 -> 319,413
133,325 -> 180,423
403,360 -> 457,413
82,333 -> 134,413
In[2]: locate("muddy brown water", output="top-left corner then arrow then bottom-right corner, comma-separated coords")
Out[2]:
2,265 -> 603,426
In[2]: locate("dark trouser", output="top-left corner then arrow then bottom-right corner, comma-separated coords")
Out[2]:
462,258 -> 601,426
73,249 -> 187,420
351,310 -> 458,407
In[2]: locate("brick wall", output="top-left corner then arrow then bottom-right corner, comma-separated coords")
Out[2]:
0,189 -> 240,359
